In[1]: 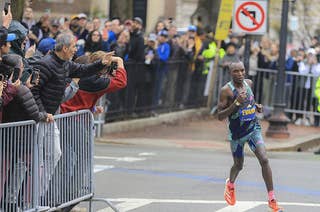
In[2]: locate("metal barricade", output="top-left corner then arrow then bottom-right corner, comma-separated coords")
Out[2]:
1,110 -> 119,212
36,110 -> 93,211
0,120 -> 37,212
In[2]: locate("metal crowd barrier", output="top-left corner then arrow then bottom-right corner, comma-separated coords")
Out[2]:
1,110 -> 119,212
0,120 -> 37,212
106,60 -> 207,120
213,67 -> 320,126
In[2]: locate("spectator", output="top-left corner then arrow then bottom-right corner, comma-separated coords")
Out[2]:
111,17 -> 122,38
0,30 -> 16,56
92,17 -> 101,32
37,37 -> 56,56
154,20 -> 165,34
21,7 -> 36,50
49,19 -> 61,39
84,30 -> 103,55
8,20 -> 28,57
75,13 -> 89,40
123,19 -> 132,32
29,14 -> 51,45
177,34 -> 195,108
110,30 -> 130,59
296,48 -> 320,126
285,49 -> 299,120
152,30 -> 170,108
1,54 -> 51,123
128,17 -> 145,62
60,51 -> 127,113
218,42 -> 240,84
21,7 -> 36,31
30,33 -> 111,115
85,20 -> 94,33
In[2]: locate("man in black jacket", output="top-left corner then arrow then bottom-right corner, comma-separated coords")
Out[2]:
31,33 -> 111,115
128,17 -> 144,62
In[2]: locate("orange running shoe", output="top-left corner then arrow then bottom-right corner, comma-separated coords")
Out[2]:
224,178 -> 236,205
268,199 -> 283,212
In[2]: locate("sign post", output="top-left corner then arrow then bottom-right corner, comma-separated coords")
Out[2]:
232,0 -> 268,34
207,0 -> 234,108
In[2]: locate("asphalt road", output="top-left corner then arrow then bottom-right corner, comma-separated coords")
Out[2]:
76,143 -> 320,212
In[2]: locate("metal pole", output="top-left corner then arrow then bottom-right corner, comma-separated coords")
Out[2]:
243,35 -> 251,73
207,40 -> 221,108
266,0 -> 290,138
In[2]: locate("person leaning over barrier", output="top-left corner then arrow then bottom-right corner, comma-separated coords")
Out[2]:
31,33 -> 112,115
60,51 -> 127,113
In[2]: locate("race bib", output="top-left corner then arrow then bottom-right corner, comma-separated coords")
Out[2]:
239,104 -> 256,122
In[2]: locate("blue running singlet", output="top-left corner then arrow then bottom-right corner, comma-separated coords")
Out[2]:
227,80 -> 261,141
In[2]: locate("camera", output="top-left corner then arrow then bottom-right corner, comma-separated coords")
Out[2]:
105,61 -> 118,76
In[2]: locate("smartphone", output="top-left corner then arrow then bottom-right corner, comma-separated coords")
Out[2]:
0,74 -> 4,81
4,1 -> 11,15
11,68 -> 20,83
31,71 -> 40,85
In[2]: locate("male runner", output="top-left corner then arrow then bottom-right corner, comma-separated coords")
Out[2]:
217,61 -> 282,211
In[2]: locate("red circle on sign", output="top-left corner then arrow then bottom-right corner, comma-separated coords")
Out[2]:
235,1 -> 265,32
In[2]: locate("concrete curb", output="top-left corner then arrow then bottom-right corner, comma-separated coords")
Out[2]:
267,134 -> 320,152
102,108 -> 209,135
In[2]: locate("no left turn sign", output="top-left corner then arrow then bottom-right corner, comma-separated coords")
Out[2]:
232,0 -> 268,34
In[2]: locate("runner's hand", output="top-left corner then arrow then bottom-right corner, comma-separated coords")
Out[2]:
236,90 -> 247,104
255,103 -> 263,113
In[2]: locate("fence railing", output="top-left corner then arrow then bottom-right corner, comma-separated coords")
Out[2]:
106,60 -> 208,120
213,67 -> 320,126
1,120 -> 37,212
0,110 -> 118,212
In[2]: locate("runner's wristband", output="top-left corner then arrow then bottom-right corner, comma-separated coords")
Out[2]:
234,99 -> 241,107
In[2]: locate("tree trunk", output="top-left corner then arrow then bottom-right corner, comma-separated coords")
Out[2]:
11,0 -> 25,21
191,0 -> 222,31
109,0 -> 133,21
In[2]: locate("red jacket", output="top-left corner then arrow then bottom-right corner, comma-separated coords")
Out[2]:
60,67 -> 127,113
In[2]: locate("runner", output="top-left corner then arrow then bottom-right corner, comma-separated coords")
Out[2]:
217,61 -> 283,212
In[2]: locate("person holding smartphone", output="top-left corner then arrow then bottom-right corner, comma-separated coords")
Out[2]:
1,54 -> 52,123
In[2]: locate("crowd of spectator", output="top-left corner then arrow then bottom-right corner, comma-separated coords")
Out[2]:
1,5 -> 320,127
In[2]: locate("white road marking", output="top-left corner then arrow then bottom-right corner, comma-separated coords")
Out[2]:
97,198 -> 320,211
97,199 -> 152,212
94,156 -> 146,162
138,152 -> 156,156
216,201 -> 262,212
94,165 -> 114,173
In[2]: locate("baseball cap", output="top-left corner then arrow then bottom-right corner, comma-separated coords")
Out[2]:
158,30 -> 168,37
51,19 -> 60,27
133,17 -> 143,25
78,13 -> 87,19
188,25 -> 197,32
38,37 -> 56,55
6,33 -> 17,42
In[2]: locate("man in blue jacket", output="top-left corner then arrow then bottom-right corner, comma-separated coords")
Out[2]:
152,30 -> 170,108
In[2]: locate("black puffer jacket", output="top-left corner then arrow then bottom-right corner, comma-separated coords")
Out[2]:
31,52 -> 105,114
128,30 -> 145,62
3,85 -> 47,123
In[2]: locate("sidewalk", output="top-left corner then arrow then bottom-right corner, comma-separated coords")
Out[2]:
97,109 -> 320,152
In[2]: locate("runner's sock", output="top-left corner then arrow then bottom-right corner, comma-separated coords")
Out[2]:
268,190 -> 275,201
227,181 -> 234,189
